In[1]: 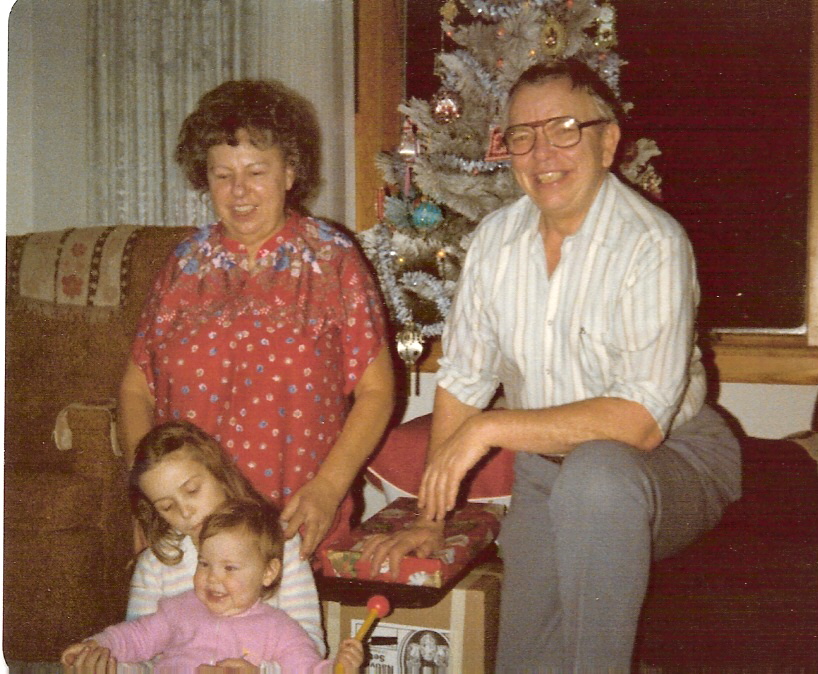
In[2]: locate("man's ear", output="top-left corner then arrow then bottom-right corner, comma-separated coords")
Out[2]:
263,558 -> 282,588
602,122 -> 621,169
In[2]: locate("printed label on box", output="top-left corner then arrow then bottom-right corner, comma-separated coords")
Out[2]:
352,620 -> 451,674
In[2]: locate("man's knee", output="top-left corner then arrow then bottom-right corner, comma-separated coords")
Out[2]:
552,440 -> 655,517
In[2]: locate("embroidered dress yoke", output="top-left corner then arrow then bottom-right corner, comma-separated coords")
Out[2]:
132,213 -> 387,542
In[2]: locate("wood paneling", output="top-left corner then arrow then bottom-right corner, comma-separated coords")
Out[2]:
416,335 -> 818,385
354,0 -> 404,231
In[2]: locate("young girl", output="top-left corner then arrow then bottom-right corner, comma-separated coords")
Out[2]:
126,421 -> 324,652
62,499 -> 363,672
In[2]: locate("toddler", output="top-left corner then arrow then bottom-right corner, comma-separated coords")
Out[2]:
62,499 -> 362,672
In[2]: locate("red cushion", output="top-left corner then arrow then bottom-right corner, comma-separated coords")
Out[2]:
368,414 -> 515,500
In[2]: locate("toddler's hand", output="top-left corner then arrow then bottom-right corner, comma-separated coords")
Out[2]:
335,637 -> 364,672
60,639 -> 116,673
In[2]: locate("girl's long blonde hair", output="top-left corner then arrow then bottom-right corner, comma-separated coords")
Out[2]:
130,420 -> 265,565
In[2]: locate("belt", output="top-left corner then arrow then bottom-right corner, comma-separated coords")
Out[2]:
541,454 -> 565,465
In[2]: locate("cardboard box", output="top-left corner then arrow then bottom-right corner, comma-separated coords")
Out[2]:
320,497 -> 504,588
323,563 -> 502,674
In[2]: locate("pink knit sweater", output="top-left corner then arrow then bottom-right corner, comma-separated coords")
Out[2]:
94,590 -> 333,672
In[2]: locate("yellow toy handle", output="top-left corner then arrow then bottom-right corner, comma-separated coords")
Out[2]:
334,595 -> 390,674
333,609 -> 378,673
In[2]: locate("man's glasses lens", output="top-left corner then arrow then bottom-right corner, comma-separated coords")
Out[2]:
502,117 -> 605,155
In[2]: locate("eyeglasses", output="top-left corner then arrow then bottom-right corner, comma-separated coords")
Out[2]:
502,116 -> 611,155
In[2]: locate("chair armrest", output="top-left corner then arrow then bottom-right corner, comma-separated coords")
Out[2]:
53,401 -> 127,481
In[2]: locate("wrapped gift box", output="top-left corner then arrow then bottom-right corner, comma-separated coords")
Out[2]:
323,562 -> 502,674
320,497 -> 504,588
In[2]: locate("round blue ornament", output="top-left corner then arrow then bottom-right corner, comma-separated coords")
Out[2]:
412,201 -> 443,228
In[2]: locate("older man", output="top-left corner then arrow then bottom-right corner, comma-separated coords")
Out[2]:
366,60 -> 741,670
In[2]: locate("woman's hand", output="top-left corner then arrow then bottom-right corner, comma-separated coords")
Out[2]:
281,475 -> 344,559
60,639 -> 116,673
359,517 -> 446,580
335,637 -> 364,672
418,416 -> 492,521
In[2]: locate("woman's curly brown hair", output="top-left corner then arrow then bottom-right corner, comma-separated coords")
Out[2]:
175,79 -> 322,212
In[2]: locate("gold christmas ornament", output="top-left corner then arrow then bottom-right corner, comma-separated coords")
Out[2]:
397,117 -> 419,160
396,322 -> 424,394
540,15 -> 567,57
440,0 -> 458,23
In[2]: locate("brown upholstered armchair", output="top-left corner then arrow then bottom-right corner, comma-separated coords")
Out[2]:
4,225 -> 190,662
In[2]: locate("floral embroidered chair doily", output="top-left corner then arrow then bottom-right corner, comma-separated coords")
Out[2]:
7,225 -> 144,316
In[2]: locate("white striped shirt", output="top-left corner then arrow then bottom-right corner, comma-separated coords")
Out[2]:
127,533 -> 325,656
438,174 -> 706,435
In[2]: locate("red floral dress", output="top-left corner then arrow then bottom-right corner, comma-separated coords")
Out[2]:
132,213 -> 388,546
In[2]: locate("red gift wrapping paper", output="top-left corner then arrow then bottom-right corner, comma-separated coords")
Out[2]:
319,497 -> 504,587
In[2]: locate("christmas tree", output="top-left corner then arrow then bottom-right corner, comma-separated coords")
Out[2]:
359,0 -> 662,375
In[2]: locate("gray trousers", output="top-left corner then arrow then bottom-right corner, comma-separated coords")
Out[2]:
496,405 -> 741,673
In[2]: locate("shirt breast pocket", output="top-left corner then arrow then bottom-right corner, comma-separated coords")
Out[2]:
577,325 -> 611,385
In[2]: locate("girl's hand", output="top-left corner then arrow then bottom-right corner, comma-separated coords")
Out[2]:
281,475 -> 343,559
335,638 -> 364,672
60,639 -> 116,673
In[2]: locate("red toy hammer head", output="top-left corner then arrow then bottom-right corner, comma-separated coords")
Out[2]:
366,594 -> 391,618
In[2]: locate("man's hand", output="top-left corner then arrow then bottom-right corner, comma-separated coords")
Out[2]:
281,475 -> 344,559
359,517 -> 446,580
418,417 -> 492,521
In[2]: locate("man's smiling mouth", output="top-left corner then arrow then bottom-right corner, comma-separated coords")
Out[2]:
537,171 -> 566,184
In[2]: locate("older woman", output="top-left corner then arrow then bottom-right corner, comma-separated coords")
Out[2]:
120,79 -> 394,559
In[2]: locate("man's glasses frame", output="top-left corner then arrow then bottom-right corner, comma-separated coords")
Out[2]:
502,116 -> 611,155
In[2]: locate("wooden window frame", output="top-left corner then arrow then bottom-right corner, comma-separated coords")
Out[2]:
354,0 -> 818,385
